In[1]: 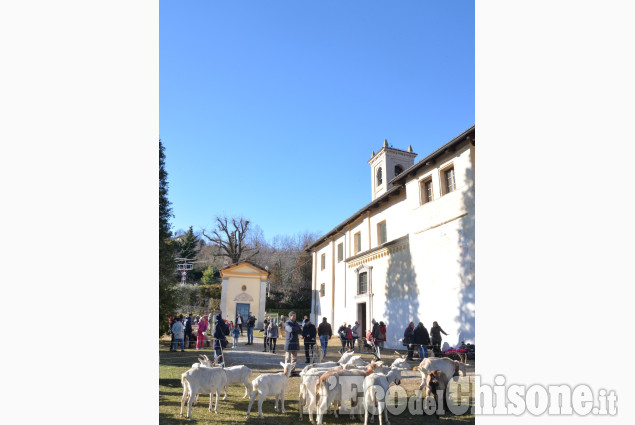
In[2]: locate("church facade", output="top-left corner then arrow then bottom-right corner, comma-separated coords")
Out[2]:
308,126 -> 475,350
219,261 -> 268,327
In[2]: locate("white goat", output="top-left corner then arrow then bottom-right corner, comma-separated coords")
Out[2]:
180,365 -> 228,420
191,354 -> 213,369
189,355 -> 215,406
362,363 -> 404,425
298,364 -> 358,423
389,357 -> 410,370
302,352 -> 356,370
300,351 -> 355,372
221,365 -> 252,400
363,358 -> 410,425
345,355 -> 369,367
246,362 -> 295,419
298,366 -> 340,422
303,361 -> 339,370
415,357 -> 469,397
336,350 -> 356,365
363,373 -> 391,425
190,356 -> 252,402
315,361 -> 382,425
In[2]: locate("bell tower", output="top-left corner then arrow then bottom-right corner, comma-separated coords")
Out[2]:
368,139 -> 417,201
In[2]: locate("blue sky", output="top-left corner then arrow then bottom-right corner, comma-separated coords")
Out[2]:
160,0 -> 474,242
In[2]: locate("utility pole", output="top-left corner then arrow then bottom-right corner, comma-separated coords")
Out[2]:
176,258 -> 197,285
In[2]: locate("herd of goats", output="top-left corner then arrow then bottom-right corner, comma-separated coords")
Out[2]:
178,350 -> 470,424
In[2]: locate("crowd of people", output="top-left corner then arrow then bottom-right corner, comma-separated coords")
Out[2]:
168,312 -> 452,366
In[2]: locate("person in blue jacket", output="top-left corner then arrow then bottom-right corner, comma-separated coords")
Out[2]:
284,311 -> 301,373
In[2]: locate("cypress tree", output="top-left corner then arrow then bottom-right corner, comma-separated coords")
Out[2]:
179,226 -> 199,260
159,140 -> 178,335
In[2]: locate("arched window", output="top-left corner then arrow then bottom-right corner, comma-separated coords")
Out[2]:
394,164 -> 403,176
376,167 -> 383,185
358,272 -> 368,295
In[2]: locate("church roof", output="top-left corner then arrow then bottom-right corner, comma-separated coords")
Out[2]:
219,261 -> 269,276
306,125 -> 475,252
389,125 -> 475,186
369,143 -> 417,163
306,185 -> 404,251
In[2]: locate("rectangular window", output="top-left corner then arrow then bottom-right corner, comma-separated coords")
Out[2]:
358,272 -> 367,295
443,167 -> 456,194
321,253 -> 325,270
420,178 -> 433,204
337,242 -> 343,262
320,283 -> 325,297
377,221 -> 387,245
354,232 -> 362,255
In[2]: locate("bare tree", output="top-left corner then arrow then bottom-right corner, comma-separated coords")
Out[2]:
202,216 -> 259,264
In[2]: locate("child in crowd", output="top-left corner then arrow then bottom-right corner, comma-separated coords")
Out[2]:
232,323 -> 240,348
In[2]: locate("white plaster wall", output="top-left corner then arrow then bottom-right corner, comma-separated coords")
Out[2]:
220,277 -> 228,318
406,143 -> 475,346
411,217 -> 474,347
315,242 -> 333,322
258,279 -> 267,326
368,193 -> 408,249
349,218 -> 366,255
312,140 -> 474,350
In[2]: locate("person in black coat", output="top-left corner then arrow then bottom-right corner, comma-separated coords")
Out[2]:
184,313 -> 193,349
317,317 -> 333,357
403,321 -> 415,360
430,321 -> 448,356
302,319 -> 317,362
262,316 -> 270,352
213,313 -> 230,365
413,322 -> 431,359
337,323 -> 348,354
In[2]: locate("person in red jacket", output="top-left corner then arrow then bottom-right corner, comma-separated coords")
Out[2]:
377,321 -> 387,350
196,315 -> 208,350
370,318 -> 387,359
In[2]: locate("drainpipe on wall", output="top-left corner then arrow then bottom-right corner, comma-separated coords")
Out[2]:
368,266 -> 373,324
312,250 -> 317,320
331,240 -> 335,327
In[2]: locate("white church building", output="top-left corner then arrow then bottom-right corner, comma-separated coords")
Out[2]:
308,126 -> 475,350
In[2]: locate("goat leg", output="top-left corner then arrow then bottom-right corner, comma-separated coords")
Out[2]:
258,394 -> 265,419
246,390 -> 257,419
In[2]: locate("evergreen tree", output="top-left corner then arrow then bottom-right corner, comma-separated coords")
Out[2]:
159,140 -> 178,335
179,225 -> 199,259
201,265 -> 218,285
